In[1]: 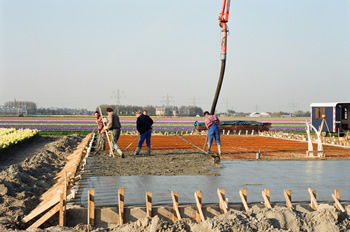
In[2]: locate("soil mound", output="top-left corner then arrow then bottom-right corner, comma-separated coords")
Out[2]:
0,135 -> 84,230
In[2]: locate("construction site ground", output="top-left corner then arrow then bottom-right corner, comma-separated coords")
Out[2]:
116,135 -> 350,160
0,134 -> 350,231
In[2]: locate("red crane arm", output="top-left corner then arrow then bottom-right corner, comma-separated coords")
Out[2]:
219,0 -> 230,61
219,0 -> 230,23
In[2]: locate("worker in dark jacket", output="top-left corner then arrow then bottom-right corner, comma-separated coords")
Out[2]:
135,110 -> 153,155
204,111 -> 221,155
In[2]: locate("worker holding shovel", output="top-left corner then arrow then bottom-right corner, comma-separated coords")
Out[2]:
105,107 -> 124,158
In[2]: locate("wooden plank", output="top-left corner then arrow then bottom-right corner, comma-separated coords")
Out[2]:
27,203 -> 60,229
332,189 -> 345,212
171,191 -> 181,221
194,190 -> 205,222
146,191 -> 152,218
23,133 -> 93,228
22,194 -> 60,223
239,188 -> 249,211
39,134 -> 92,202
88,189 -> 95,226
283,189 -> 293,209
262,189 -> 272,209
217,188 -> 228,213
118,187 -> 125,225
308,188 -> 318,210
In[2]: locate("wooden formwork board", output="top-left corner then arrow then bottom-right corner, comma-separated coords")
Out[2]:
23,133 -> 93,228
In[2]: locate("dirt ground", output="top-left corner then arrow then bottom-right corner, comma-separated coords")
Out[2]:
0,134 -> 349,231
116,135 -> 350,160
0,135 -> 84,231
86,150 -> 221,176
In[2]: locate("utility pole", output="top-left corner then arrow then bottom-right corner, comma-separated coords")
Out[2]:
112,89 -> 123,115
190,96 -> 200,107
161,94 -> 174,116
289,102 -> 298,116
161,94 -> 174,107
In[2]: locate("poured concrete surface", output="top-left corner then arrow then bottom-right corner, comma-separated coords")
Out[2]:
72,160 -> 350,206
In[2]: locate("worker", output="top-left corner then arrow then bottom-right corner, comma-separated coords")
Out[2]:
94,111 -> 106,151
105,107 -> 124,158
135,110 -> 153,155
204,111 -> 221,155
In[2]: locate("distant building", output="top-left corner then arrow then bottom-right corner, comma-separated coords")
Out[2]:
248,112 -> 271,118
0,106 -> 27,116
280,114 -> 292,118
4,100 -> 36,114
156,107 -> 178,116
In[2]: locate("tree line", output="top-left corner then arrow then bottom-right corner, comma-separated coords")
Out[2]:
97,105 -> 204,116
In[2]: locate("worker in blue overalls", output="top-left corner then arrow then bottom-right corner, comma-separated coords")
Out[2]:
204,111 -> 222,155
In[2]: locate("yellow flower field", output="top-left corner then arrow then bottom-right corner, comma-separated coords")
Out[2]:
0,128 -> 39,150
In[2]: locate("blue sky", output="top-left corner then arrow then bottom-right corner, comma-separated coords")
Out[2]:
0,0 -> 349,113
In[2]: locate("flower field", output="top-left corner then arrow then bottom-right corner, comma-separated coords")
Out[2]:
0,128 -> 39,150
0,116 -> 309,133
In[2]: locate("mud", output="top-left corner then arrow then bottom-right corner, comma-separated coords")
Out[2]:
85,150 -> 221,176
0,135 -> 84,231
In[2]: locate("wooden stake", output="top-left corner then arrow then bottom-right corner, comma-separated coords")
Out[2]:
262,188 -> 272,209
118,187 -> 125,225
308,188 -> 318,210
146,191 -> 152,218
239,188 -> 249,211
171,191 -> 181,221
194,190 -> 205,222
332,189 -> 345,212
217,188 -> 228,213
59,192 -> 65,226
63,172 -> 67,225
88,189 -> 95,226
283,189 -> 293,209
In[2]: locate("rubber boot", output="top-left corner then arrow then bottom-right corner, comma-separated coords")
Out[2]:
135,147 -> 141,155
217,145 -> 222,156
147,147 -> 151,155
206,145 -> 211,154
117,148 -> 124,158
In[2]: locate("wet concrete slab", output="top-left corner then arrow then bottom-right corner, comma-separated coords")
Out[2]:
73,160 -> 350,207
